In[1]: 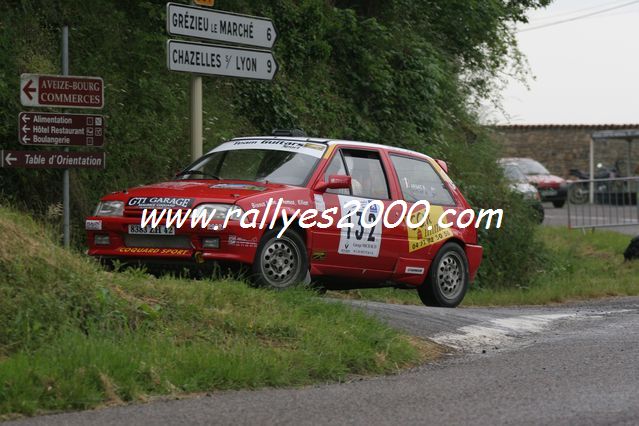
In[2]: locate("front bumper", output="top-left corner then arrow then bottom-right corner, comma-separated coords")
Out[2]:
86,216 -> 260,266
538,185 -> 567,202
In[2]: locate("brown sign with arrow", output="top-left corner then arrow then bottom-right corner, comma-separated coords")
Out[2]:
18,112 -> 105,147
20,74 -> 104,109
0,150 -> 105,169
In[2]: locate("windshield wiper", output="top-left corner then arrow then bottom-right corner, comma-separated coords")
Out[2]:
175,170 -> 222,180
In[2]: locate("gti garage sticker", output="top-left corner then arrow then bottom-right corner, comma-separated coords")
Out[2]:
337,195 -> 382,258
127,197 -> 194,208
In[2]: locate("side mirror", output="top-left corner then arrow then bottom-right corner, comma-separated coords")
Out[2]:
314,174 -> 352,192
436,159 -> 449,174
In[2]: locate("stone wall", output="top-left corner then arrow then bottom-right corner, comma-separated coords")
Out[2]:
491,125 -> 639,178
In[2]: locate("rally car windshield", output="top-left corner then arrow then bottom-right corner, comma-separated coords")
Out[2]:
176,149 -> 321,186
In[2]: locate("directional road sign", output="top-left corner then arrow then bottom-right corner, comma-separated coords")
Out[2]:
20,74 -> 104,109
166,3 -> 277,49
19,112 -> 105,147
166,39 -> 278,81
0,150 -> 106,169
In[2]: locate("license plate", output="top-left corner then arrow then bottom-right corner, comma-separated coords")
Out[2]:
540,189 -> 557,197
128,224 -> 175,235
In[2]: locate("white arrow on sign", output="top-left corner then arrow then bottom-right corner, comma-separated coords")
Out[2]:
21,135 -> 30,144
166,3 -> 278,49
21,114 -> 30,124
5,152 -> 16,166
167,40 -> 278,81
20,75 -> 39,107
22,125 -> 30,133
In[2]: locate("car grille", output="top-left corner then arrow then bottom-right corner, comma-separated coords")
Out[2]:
124,235 -> 192,249
124,208 -> 143,218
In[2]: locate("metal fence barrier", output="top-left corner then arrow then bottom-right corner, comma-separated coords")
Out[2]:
567,177 -> 639,229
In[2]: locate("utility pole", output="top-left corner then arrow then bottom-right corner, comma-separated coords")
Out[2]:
62,24 -> 70,248
190,75 -> 203,162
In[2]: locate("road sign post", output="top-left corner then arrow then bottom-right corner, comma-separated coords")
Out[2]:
166,3 -> 278,49
19,112 -> 105,147
166,2 -> 278,161
167,40 -> 278,80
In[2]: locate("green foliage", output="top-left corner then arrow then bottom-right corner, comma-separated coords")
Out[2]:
0,0 -> 551,287
0,205 -> 425,415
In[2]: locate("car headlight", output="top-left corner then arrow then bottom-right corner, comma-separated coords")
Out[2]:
192,203 -> 243,221
94,201 -> 124,217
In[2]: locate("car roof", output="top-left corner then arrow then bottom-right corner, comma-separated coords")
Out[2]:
229,136 -> 434,161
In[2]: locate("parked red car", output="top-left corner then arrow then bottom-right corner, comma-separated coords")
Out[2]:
87,133 -> 483,307
499,158 -> 567,208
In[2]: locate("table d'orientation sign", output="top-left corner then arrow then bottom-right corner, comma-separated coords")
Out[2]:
0,150 -> 105,169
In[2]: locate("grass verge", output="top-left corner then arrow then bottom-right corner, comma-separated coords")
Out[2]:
0,206 -> 434,417
329,227 -> 639,306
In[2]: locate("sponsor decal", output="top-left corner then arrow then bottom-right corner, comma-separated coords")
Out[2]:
405,266 -> 425,275
127,197 -> 193,209
304,142 -> 325,151
311,251 -> 326,261
408,205 -> 453,252
337,196 -> 382,258
314,194 -> 326,212
211,139 -> 326,158
85,219 -> 102,230
210,183 -> 267,191
115,247 -> 191,255
227,235 -> 258,248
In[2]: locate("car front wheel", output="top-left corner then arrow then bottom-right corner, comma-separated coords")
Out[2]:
418,242 -> 469,308
252,228 -> 309,289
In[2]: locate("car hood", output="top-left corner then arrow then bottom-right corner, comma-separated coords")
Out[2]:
106,180 -> 290,207
526,174 -> 565,188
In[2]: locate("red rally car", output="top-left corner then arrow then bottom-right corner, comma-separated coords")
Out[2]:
87,133 -> 483,307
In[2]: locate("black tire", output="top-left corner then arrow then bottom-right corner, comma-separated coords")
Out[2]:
418,242 -> 469,308
568,184 -> 588,205
252,228 -> 310,289
552,200 -> 566,208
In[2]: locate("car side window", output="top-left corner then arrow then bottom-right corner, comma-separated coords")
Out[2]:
390,155 -> 455,205
342,150 -> 390,200
323,151 -> 350,195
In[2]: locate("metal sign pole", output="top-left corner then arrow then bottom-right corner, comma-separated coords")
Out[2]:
190,0 -> 203,163
190,75 -> 203,162
62,25 -> 70,248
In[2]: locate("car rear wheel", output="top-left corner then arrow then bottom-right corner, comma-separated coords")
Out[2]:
252,228 -> 310,289
418,242 -> 469,308
552,200 -> 566,208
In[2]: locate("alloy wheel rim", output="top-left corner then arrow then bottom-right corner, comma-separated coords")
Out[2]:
437,252 -> 464,300
261,237 -> 301,287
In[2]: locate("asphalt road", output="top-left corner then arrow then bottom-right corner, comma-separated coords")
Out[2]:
10,297 -> 639,426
